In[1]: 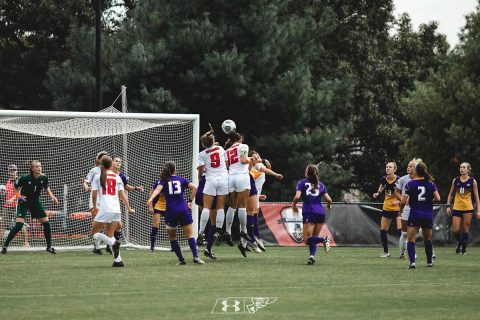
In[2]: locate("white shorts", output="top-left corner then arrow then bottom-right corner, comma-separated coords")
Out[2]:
401,207 -> 410,220
204,174 -> 229,196
228,173 -> 251,193
94,211 -> 121,223
256,185 -> 263,209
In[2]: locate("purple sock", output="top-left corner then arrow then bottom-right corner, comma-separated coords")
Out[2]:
306,237 -> 324,256
380,230 -> 388,253
206,225 -> 216,251
170,240 -> 184,261
454,232 -> 462,243
247,215 -> 256,242
306,237 -> 324,245
407,241 -> 416,264
253,215 -> 260,238
150,227 -> 159,249
462,232 -> 469,252
188,237 -> 198,258
114,229 -> 122,241
424,240 -> 433,263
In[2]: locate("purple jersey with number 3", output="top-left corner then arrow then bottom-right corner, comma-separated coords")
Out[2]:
296,179 -> 327,214
159,176 -> 190,213
405,179 -> 438,218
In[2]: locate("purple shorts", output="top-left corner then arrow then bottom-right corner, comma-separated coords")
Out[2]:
165,210 -> 193,228
249,174 -> 258,196
407,215 -> 433,229
452,209 -> 474,217
382,210 -> 398,219
153,209 -> 165,216
302,212 -> 326,224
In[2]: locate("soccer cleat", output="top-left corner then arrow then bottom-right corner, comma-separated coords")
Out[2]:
323,235 -> 331,253
408,263 -> 416,269
399,253 -> 405,260
248,242 -> 262,253
2,246 -> 7,254
112,261 -> 124,267
427,262 -> 433,267
256,239 -> 266,252
307,256 -> 315,265
92,248 -> 102,255
177,259 -> 186,265
106,245 -> 112,255
381,252 -> 390,258
193,257 -> 205,265
203,249 -> 217,260
245,245 -> 251,252
112,241 -> 120,259
455,242 -> 462,254
46,247 -> 57,254
214,232 -> 221,246
149,247 -> 155,253
237,243 -> 247,257
461,251 -> 467,255
223,232 -> 234,247
239,231 -> 254,243
196,232 -> 205,246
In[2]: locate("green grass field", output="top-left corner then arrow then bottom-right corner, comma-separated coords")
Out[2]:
0,246 -> 479,320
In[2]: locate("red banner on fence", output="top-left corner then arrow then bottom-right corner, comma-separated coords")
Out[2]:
259,203 -> 336,247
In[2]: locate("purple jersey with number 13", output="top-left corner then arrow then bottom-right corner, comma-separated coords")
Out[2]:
296,179 -> 327,214
158,176 -> 190,213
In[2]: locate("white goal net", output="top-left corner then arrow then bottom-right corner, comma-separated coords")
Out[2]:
0,107 -> 199,251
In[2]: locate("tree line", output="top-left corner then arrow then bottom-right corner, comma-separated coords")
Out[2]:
2,0 -> 480,201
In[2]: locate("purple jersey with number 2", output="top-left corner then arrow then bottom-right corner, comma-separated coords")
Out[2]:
405,179 -> 438,218
159,176 -> 190,213
296,178 -> 327,214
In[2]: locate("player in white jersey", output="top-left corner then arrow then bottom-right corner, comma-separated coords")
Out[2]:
197,129 -> 229,259
90,156 -> 134,267
83,151 -> 109,254
224,131 -> 253,257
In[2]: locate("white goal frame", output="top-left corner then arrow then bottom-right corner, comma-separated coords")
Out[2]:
0,109 -> 199,251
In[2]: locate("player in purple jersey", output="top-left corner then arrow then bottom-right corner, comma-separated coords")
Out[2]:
445,162 -> 480,254
147,161 -> 204,265
400,162 -> 440,269
291,164 -> 332,265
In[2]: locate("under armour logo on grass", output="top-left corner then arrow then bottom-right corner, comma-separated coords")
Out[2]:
212,297 -> 277,314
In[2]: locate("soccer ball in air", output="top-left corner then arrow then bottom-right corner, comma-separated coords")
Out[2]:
0,185 -> 6,194
221,119 -> 236,134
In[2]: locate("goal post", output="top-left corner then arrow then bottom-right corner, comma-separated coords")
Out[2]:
0,107 -> 199,251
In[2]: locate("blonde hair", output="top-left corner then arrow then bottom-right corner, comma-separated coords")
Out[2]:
461,162 -> 471,173
387,162 -> 397,171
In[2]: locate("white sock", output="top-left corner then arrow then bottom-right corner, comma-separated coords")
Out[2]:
200,208 -> 210,233
93,233 -> 115,246
225,207 -> 236,234
216,209 -> 225,229
238,208 -> 247,233
199,208 -> 209,233
399,231 -> 407,254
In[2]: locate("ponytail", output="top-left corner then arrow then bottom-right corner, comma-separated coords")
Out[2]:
306,164 -> 319,190
161,161 -> 176,182
100,156 -> 113,190
414,162 -> 433,181
201,129 -> 215,148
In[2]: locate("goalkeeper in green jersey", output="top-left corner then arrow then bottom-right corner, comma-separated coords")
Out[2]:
2,160 -> 58,254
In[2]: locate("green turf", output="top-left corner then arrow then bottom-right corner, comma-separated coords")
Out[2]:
0,246 -> 479,320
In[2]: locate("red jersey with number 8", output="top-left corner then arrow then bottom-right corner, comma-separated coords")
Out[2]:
91,171 -> 124,213
198,146 -> 227,179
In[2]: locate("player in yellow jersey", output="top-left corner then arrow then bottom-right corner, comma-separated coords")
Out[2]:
446,162 -> 480,254
148,181 -> 166,252
373,162 -> 400,257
